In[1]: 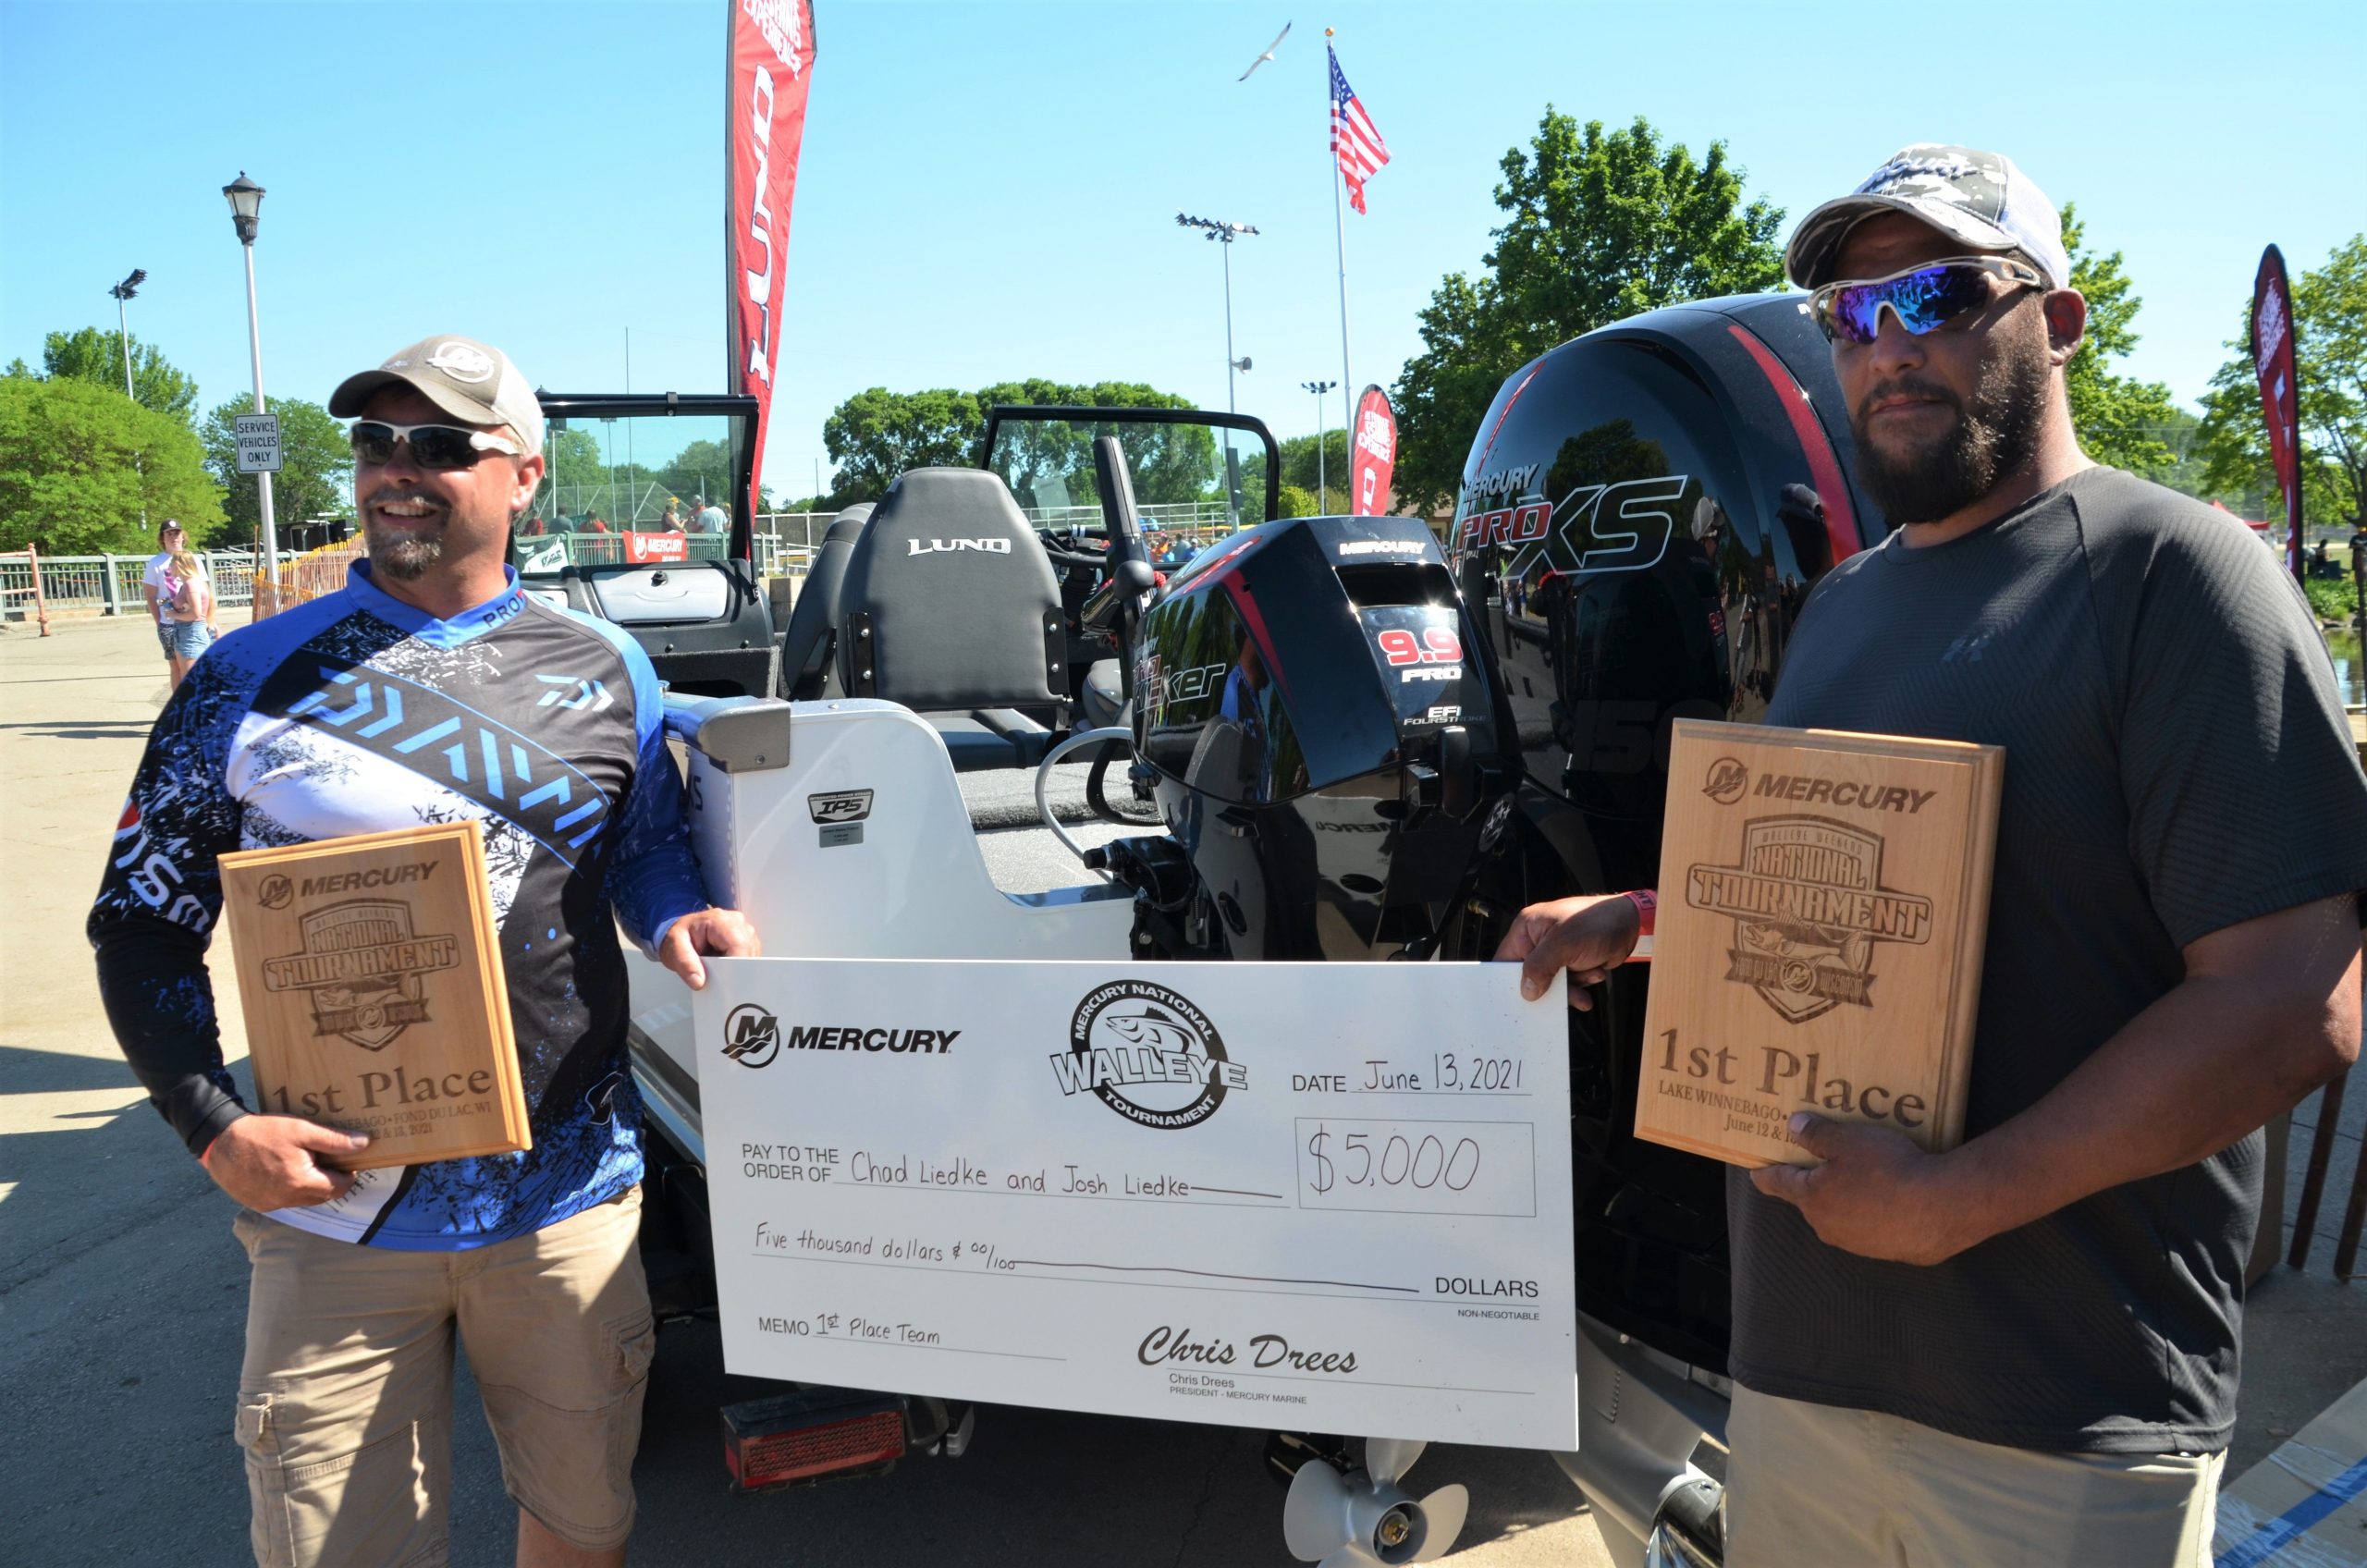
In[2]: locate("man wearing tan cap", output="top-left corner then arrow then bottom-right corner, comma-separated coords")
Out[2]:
92,334 -> 759,1567
1502,148 -> 2364,1564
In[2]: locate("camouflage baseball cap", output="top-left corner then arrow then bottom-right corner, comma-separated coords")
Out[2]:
328,335 -> 546,452
1784,144 -> 2070,292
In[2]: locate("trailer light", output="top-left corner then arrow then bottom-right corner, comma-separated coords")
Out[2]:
721,1389 -> 906,1492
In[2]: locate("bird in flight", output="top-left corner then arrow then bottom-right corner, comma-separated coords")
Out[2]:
1238,20 -> 1292,80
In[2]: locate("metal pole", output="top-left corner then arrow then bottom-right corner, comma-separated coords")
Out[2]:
240,239 -> 278,606
116,294 -> 136,400
1332,141 -> 1353,448
1221,236 -> 1236,416
1315,388 -> 1327,512
624,328 -> 634,523
116,289 -> 149,529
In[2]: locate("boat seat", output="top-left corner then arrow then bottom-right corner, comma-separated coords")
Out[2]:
836,469 -> 1068,732
777,504 -> 871,700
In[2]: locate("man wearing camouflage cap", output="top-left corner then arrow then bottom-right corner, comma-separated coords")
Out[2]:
92,335 -> 759,1566
1501,146 -> 2365,1563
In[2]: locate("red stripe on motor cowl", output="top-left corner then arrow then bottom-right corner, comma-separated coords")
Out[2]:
1725,322 -> 1859,564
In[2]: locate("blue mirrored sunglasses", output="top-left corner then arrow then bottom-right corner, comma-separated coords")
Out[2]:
1809,256 -> 2045,345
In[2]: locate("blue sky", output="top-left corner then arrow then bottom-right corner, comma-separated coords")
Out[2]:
4,0 -> 2361,501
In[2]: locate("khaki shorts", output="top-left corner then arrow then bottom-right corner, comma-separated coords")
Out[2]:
1725,1384 -> 2224,1568
231,1188 -> 653,1568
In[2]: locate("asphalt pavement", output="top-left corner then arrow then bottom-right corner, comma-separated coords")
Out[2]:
0,617 -> 1614,1568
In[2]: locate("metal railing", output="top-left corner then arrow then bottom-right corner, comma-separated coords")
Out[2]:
0,549 -> 260,620
4,501 -> 1242,626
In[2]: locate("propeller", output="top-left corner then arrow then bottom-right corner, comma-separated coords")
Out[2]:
1282,1438 -> 1470,1566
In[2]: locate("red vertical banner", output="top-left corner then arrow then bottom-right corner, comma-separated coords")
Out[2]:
2250,245 -> 2303,583
728,0 -> 817,512
1348,384 -> 1396,516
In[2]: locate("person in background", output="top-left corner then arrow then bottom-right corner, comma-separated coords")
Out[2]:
659,499 -> 684,533
141,520 -> 190,683
692,497 -> 729,535
159,539 -> 218,689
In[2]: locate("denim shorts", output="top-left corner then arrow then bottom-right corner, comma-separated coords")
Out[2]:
166,620 -> 215,659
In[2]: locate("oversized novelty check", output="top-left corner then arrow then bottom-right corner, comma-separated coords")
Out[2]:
695,958 -> 1577,1449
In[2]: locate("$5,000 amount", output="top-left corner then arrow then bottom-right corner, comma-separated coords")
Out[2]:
1294,1118 -> 1537,1219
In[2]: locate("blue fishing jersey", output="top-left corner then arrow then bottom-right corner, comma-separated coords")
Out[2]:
90,562 -> 708,1249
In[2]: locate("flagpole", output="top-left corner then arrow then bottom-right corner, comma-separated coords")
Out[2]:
1327,30 -> 1353,444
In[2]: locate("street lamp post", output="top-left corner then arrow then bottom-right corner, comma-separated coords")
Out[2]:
108,269 -> 147,401
223,172 -> 277,613
109,268 -> 151,528
1301,378 -> 1338,513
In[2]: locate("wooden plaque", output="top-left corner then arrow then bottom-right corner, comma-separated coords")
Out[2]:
1636,721 -> 2004,1168
217,822 -> 529,1170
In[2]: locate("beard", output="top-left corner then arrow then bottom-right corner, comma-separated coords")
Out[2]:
361,484 -> 449,581
1850,318 -> 2054,527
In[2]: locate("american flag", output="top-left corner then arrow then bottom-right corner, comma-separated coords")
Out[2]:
1329,45 -> 1389,214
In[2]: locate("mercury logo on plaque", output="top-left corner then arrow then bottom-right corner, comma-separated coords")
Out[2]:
217,822 -> 530,1170
1636,721 -> 2003,1167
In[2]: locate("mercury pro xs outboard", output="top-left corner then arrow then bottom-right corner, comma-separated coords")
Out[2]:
1439,290 -> 1886,1566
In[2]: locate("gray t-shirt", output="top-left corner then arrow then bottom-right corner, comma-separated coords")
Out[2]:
1732,466 -> 2367,1453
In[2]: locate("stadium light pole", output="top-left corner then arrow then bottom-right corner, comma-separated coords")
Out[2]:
223,172 -> 278,610
1301,378 -> 1337,512
1175,214 -> 1258,415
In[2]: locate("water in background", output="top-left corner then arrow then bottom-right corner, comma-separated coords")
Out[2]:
2330,631 -> 2363,708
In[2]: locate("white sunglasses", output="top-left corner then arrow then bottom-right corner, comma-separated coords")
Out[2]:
348,420 -> 525,470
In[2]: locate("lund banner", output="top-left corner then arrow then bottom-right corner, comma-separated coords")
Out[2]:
2250,245 -> 2302,582
1348,384 -> 1396,516
727,0 -> 818,504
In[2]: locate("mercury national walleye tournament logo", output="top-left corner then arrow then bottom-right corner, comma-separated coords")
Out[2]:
260,899 -> 460,1050
1686,815 -> 1932,1023
1052,981 -> 1245,1130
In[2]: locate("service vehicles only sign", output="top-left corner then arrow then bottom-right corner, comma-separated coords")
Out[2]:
235,413 -> 282,474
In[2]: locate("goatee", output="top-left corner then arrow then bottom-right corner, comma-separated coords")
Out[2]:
1851,322 -> 2053,527
366,526 -> 444,582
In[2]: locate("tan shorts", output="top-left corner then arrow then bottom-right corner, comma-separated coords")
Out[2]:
1724,1384 -> 2224,1568
232,1187 -> 653,1568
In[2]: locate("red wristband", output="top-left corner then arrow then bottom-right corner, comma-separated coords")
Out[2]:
1621,888 -> 1657,937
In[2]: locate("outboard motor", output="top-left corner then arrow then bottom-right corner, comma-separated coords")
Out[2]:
1443,292 -> 1886,1565
1094,512 -> 1521,962
1444,290 -> 1884,1376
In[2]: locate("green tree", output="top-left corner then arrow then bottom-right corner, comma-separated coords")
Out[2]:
658,437 -> 736,511
973,380 -> 1209,509
2055,203 -> 2184,475
823,387 -> 983,500
817,380 -> 1208,512
41,326 -> 201,426
2194,234 -> 2367,533
1279,429 -> 1350,508
200,398 -> 351,535
1392,112 -> 1785,512
0,376 -> 224,553
1276,483 -> 1319,519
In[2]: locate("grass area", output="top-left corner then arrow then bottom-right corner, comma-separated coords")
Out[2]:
2305,571 -> 2360,624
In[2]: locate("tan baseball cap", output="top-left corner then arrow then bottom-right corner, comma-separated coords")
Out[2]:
329,334 -> 546,452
